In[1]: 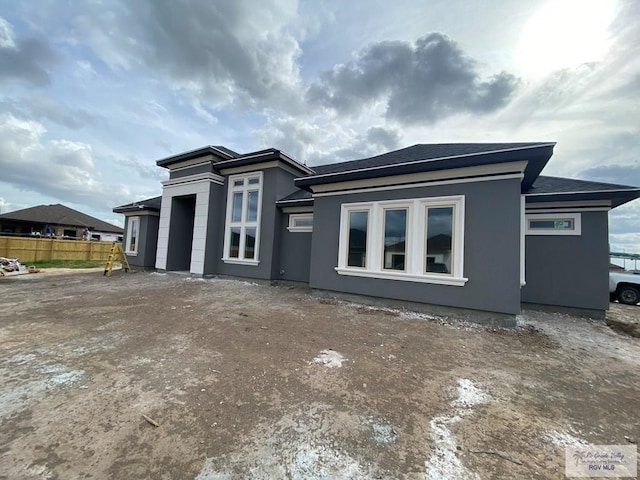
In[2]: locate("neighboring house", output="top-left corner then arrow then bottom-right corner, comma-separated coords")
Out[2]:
0,204 -> 123,241
113,143 -> 640,320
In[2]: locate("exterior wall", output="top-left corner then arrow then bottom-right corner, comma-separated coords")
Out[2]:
202,183 -> 225,274
123,213 -> 159,268
165,196 -> 196,271
156,178 -> 214,274
309,178 -> 523,315
277,214 -> 312,282
521,211 -> 609,312
169,163 -> 214,179
210,168 -> 299,280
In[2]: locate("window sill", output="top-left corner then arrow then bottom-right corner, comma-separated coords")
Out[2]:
335,267 -> 468,287
125,251 -> 138,256
222,258 -> 260,266
286,227 -> 313,233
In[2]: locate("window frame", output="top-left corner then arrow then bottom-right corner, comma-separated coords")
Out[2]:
222,172 -> 263,265
125,216 -> 140,255
525,213 -> 581,236
380,203 -> 411,273
287,213 -> 314,232
336,195 -> 466,286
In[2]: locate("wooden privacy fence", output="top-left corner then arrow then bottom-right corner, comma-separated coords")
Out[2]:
0,236 -> 115,262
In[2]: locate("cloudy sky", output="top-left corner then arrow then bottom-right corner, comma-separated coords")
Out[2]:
1,0 -> 638,253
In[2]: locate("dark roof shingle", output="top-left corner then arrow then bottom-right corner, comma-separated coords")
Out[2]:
527,176 -> 639,194
0,204 -> 123,233
311,143 -> 553,175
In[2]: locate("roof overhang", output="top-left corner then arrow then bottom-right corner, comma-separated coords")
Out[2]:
215,149 -> 315,176
525,188 -> 640,209
275,197 -> 315,208
156,146 -> 235,168
295,144 -> 555,191
113,197 -> 162,214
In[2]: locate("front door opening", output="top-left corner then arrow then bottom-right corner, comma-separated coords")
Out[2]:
166,195 -> 196,271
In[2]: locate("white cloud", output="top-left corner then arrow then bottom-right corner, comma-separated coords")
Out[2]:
0,113 -> 130,210
0,16 -> 16,48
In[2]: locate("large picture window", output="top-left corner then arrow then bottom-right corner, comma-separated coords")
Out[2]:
223,173 -> 263,264
337,196 -> 466,286
125,216 -> 140,254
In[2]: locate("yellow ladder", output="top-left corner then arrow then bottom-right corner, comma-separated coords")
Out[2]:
103,243 -> 133,277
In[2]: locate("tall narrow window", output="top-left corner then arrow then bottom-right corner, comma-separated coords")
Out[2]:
383,209 -> 407,271
125,216 -> 140,254
347,211 -> 368,268
223,173 -> 263,263
425,207 -> 453,274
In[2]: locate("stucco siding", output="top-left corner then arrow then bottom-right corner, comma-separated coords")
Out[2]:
309,178 -> 523,314
169,163 -> 214,179
521,211 -> 609,312
123,213 -> 159,269
278,217 -> 312,282
210,168 -> 299,280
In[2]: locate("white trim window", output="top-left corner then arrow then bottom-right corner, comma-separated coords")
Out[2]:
336,195 -> 467,286
125,216 -> 140,255
287,213 -> 313,232
223,172 -> 263,265
525,213 -> 581,236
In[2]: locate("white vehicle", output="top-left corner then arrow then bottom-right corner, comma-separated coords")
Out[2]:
609,271 -> 640,305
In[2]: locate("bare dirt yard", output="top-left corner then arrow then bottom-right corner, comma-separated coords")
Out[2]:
1,271 -> 638,479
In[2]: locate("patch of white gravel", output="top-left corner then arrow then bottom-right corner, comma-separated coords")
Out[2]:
425,379 -> 488,480
364,417 -> 399,445
194,458 -> 233,480
290,442 -> 365,480
519,310 -> 640,365
425,415 -> 478,480
452,378 -> 488,408
546,430 -> 588,448
311,350 -> 346,368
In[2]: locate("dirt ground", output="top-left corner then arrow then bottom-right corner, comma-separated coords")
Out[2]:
0,271 -> 638,480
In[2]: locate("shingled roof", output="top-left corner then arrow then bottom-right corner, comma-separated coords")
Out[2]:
0,204 -> 123,233
296,142 -> 556,191
526,176 -> 640,207
311,143 -> 553,175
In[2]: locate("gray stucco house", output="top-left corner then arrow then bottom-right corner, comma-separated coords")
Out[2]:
114,143 -> 640,319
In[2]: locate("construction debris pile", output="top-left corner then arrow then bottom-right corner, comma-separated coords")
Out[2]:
1,257 -> 25,275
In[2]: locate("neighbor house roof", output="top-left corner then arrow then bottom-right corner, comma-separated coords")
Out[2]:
113,196 -> 162,213
296,143 -> 556,191
526,176 -> 640,208
0,204 -> 123,233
